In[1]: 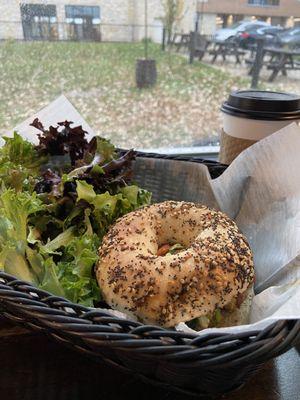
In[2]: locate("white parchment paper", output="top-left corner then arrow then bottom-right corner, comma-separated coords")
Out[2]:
185,122 -> 300,336
10,96 -> 300,336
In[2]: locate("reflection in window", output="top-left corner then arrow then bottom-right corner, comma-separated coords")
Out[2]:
20,4 -> 58,41
248,0 -> 280,6
65,5 -> 100,21
65,5 -> 101,41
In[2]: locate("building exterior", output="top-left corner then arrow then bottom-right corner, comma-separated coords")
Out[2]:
1,1 -> 298,42
0,0 -> 197,42
197,0 -> 300,34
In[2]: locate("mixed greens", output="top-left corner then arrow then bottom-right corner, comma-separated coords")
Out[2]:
0,120 -> 151,306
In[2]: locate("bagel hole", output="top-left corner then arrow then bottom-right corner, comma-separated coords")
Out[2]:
157,242 -> 185,257
156,222 -> 199,256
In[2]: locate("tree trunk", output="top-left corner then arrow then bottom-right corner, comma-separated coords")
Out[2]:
135,59 -> 157,89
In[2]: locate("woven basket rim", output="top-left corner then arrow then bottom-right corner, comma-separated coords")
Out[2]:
0,269 -> 299,387
1,270 -> 299,348
0,152 -> 299,397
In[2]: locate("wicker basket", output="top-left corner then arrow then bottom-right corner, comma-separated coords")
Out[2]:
0,153 -> 299,398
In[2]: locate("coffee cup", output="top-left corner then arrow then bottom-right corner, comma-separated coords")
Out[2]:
219,90 -> 300,164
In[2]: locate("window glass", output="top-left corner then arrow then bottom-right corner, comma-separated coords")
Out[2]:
0,1 -> 299,152
20,4 -> 58,40
64,6 -> 101,40
65,5 -> 100,19
248,0 -> 280,6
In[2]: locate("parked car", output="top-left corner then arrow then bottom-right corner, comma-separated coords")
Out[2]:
275,27 -> 300,49
214,20 -> 269,42
236,26 -> 285,49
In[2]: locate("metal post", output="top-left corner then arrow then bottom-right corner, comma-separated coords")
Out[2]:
162,27 -> 166,51
198,1 -> 205,34
190,31 -> 195,64
189,31 -> 196,64
145,0 -> 148,59
251,38 -> 265,88
195,13 -> 199,33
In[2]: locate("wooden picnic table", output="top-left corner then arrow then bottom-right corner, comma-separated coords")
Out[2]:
172,33 -> 190,52
208,40 -> 246,64
247,46 -> 300,82
264,46 -> 300,81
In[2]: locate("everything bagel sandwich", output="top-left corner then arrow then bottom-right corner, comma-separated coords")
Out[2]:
96,201 -> 254,329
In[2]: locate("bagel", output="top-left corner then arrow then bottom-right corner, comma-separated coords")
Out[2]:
96,201 -> 254,328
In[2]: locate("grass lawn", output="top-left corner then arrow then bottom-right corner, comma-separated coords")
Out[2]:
0,41 -> 249,148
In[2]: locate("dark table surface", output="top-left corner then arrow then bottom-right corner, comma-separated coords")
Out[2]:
0,72 -> 298,399
1,317 -> 299,400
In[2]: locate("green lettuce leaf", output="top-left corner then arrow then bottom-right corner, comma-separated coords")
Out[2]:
0,242 -> 36,283
120,185 -> 139,205
137,188 -> 152,206
55,234 -> 101,306
94,137 -> 117,163
93,192 -> 121,215
0,189 -> 44,242
2,133 -> 37,165
40,258 -> 66,297
76,181 -> 96,203
0,189 -> 45,284
41,227 -> 76,255
0,132 -> 46,192
0,127 -> 152,309
168,243 -> 185,255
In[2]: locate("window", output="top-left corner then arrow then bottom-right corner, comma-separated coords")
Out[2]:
20,4 -> 58,40
248,0 -> 280,6
65,5 -> 101,41
65,6 -> 100,23
0,0 -> 299,153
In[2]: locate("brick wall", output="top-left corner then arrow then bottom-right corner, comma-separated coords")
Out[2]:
0,0 -> 196,42
0,0 -> 23,39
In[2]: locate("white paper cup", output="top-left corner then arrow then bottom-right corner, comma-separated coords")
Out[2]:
219,90 -> 300,164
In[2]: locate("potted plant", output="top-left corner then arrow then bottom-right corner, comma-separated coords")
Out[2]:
136,0 -> 157,89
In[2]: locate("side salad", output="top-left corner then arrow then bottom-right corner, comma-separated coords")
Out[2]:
0,120 -> 151,306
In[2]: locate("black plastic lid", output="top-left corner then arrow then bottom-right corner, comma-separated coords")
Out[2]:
221,90 -> 300,121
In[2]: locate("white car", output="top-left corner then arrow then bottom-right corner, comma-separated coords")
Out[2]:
214,20 -> 269,42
